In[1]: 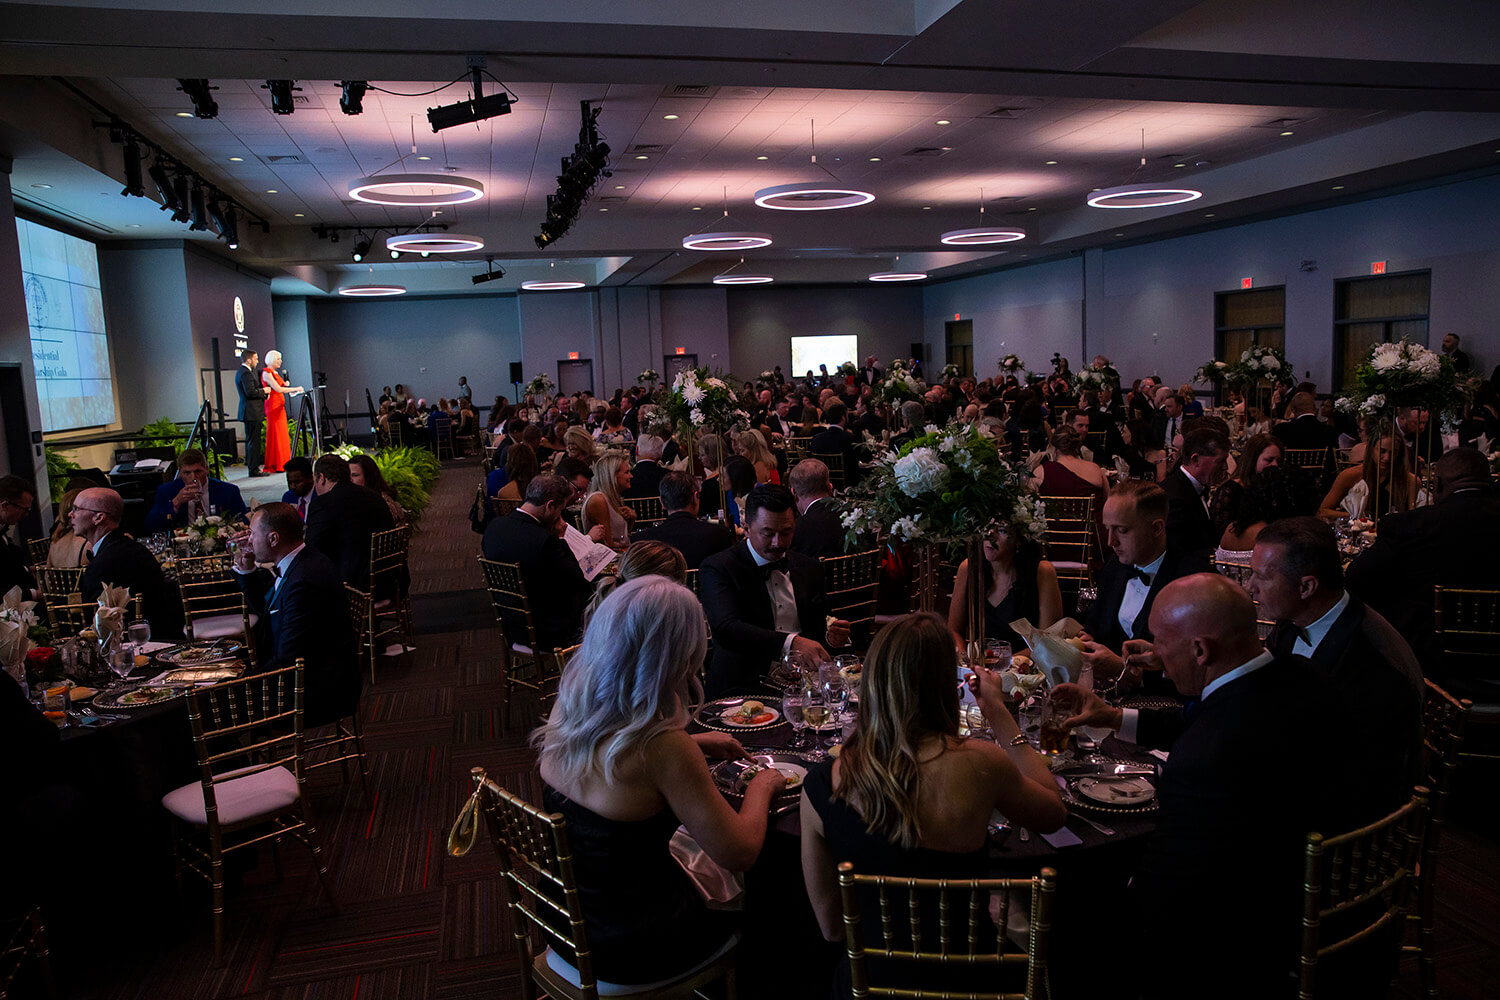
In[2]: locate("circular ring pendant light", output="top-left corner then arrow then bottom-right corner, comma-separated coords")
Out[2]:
868,271 -> 927,282
338,284 -> 407,296
682,232 -> 774,251
520,280 -> 586,290
712,257 -> 773,285
940,226 -> 1026,245
348,172 -> 483,207
385,232 -> 485,254
1087,185 -> 1202,209
753,182 -> 874,211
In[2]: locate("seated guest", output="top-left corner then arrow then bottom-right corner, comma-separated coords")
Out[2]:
1319,431 -> 1422,519
809,401 -> 861,487
1348,446 -> 1500,691
481,475 -> 593,650
534,575 -> 782,986
1162,425 -> 1230,558
231,503 -> 360,727
582,454 -> 636,551
889,400 -> 926,451
1118,418 -> 1165,481
1080,480 -> 1211,679
494,443 -> 539,504
1207,433 -> 1282,534
1030,425 -> 1106,546
583,539 -> 686,627
144,448 -> 249,533
948,523 -> 1063,652
552,456 -> 594,498
801,612 -> 1064,957
720,456 -> 758,529
1149,385 -> 1184,450
788,459 -> 846,559
633,471 -> 734,569
697,433 -> 726,515
73,487 -> 183,639
280,456 -> 315,520
47,488 -> 90,568
1124,575 -> 1353,999
0,476 -> 39,599
735,429 -> 779,485
1214,464 -> 1320,566
1273,391 -> 1339,451
563,425 -> 599,465
1458,383 -> 1500,450
592,405 -> 634,445
349,454 -> 409,527
625,434 -> 667,500
699,484 -> 850,696
1178,382 -> 1204,418
304,454 -> 395,590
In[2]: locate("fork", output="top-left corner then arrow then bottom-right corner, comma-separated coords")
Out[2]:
1069,811 -> 1116,837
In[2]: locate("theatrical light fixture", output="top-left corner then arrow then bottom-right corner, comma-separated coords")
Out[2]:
1086,185 -> 1203,209
176,79 -> 218,119
148,160 -> 178,213
471,257 -> 507,285
263,80 -> 300,115
386,232 -> 484,254
188,183 -> 209,231
338,284 -> 407,296
120,139 -> 145,198
348,173 -> 483,206
531,100 -> 612,248
207,200 -> 239,248
427,60 -> 515,132
351,238 -> 371,262
170,174 -> 192,223
339,80 -> 368,116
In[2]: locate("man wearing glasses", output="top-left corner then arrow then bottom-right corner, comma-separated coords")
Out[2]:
0,476 -> 38,599
73,487 -> 183,639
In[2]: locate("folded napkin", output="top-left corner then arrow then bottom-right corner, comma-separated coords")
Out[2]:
669,827 -> 744,910
94,582 -> 132,648
1113,454 -> 1133,479
1008,616 -> 1086,687
1,585 -> 38,688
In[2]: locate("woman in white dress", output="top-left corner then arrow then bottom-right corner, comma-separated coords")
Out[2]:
1319,433 -> 1422,520
583,452 -> 636,551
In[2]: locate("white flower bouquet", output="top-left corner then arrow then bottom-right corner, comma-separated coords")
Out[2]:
185,513 -> 230,554
1194,359 -> 1234,385
876,369 -> 925,404
524,372 -> 556,398
1334,340 -> 1464,425
1233,345 -> 1296,388
637,368 -> 661,386
1072,368 -> 1108,392
662,367 -> 750,433
998,354 -> 1026,377
940,363 -> 962,381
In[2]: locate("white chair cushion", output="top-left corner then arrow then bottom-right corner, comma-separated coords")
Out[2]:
1050,561 -> 1089,571
1470,701 -> 1500,717
161,764 -> 300,826
190,613 -> 258,638
511,643 -> 534,656
541,930 -> 738,996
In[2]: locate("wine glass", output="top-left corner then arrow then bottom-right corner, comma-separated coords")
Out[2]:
984,639 -> 1012,671
801,684 -> 830,761
782,683 -> 808,751
128,618 -> 151,658
109,647 -> 135,685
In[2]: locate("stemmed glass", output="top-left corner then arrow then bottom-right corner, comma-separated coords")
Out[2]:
128,618 -> 151,660
782,683 -> 808,751
800,683 -> 830,761
109,647 -> 136,685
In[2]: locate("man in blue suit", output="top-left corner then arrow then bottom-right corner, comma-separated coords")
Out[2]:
236,350 -> 266,477
144,448 -> 249,533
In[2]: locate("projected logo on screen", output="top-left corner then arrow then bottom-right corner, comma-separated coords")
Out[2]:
17,218 -> 116,432
790,335 -> 858,380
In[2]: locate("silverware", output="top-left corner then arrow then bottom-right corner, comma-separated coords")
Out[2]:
1018,827 -> 1031,843
1069,812 -> 1116,837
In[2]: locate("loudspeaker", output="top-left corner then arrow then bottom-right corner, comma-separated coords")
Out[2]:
509,362 -> 523,384
909,342 -> 925,362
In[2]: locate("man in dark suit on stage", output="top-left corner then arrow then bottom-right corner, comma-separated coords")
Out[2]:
481,475 -> 593,650
632,472 -> 734,570
74,487 -> 183,639
231,502 -> 360,727
1161,425 -> 1229,558
699,484 -> 849,696
304,453 -> 394,591
144,448 -> 249,534
236,350 -> 266,477
788,459 -> 846,559
809,401 -> 861,487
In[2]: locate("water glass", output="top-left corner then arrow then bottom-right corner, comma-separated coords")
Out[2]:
801,685 -> 830,761
783,684 -> 808,750
109,648 -> 135,684
984,639 -> 1012,671
128,618 -> 151,654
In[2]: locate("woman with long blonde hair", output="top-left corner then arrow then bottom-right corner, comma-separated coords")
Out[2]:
735,427 -> 779,485
801,612 -> 1064,942
582,452 -> 636,550
583,540 -> 687,626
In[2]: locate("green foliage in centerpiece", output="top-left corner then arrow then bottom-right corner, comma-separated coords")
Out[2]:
523,373 -> 556,398
875,368 -> 924,405
1334,340 -> 1465,425
661,367 -> 750,435
838,421 -> 1046,550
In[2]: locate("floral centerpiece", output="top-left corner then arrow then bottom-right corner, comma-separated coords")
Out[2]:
637,368 -> 660,387
523,372 -> 556,398
888,358 -> 910,373
876,368 -> 925,405
1233,344 -> 1295,388
1,586 -> 39,690
756,369 -> 776,387
838,361 -> 859,380
940,363 -> 962,381
998,354 -> 1026,378
1072,367 -> 1110,393
185,513 -> 231,554
1334,340 -> 1465,425
1086,357 -> 1120,387
661,367 -> 750,434
1194,359 -> 1235,386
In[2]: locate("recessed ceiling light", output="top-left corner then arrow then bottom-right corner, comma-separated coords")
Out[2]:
30,183 -> 52,189
1280,131 -> 1294,136
416,155 -> 431,161
1173,163 -> 1185,168
940,147 -> 952,152
634,154 -> 649,160
922,206 -> 931,211
125,223 -> 142,228
1114,233 -> 1124,237
615,185 -> 625,190
228,157 -> 243,162
936,119 -> 951,125
1044,160 -> 1058,165
1204,213 -> 1216,217
1028,207 -> 1038,211
868,157 -> 881,162
1332,185 -> 1345,190
294,212 -> 304,217
663,114 -> 679,120
756,155 -> 769,161
266,189 -> 278,194
175,112 -> 193,118
692,206 -> 702,211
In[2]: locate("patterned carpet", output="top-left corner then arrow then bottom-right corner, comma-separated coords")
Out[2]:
39,456 -> 1500,999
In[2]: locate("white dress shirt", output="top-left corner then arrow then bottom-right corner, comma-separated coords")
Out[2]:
1117,549 -> 1167,640
1201,649 -> 1276,701
747,543 -> 801,653
1293,590 -> 1349,658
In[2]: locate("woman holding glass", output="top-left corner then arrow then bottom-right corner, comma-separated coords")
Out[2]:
534,576 -> 784,985
801,612 -> 1066,942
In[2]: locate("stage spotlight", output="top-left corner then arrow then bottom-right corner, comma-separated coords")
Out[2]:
120,140 -> 145,198
471,259 -> 506,285
149,160 -> 178,212
188,184 -> 209,231
171,175 -> 192,223
176,79 -> 218,119
352,238 -> 371,262
428,69 -> 513,132
264,80 -> 299,115
339,81 -> 368,115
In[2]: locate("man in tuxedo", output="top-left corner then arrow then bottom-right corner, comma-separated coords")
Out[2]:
0,476 -> 38,600
481,475 -> 593,650
1272,392 -> 1339,450
1441,332 -> 1471,373
860,355 -> 883,386
699,484 -> 849,696
73,487 -> 183,639
1149,385 -> 1183,450
1397,406 -> 1440,469
625,434 -> 667,501
280,456 -> 315,521
809,401 -> 861,487
1125,575 -> 1351,999
144,449 -> 249,534
304,454 -> 395,590
1348,447 -> 1500,693
1081,480 -> 1211,678
232,502 -> 359,727
788,459 -> 845,559
632,471 -> 734,569
760,397 -> 796,441
236,350 -> 266,477
1161,426 -> 1229,558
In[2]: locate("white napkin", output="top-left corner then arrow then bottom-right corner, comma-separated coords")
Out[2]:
669,827 -> 744,910
1009,617 -> 1086,687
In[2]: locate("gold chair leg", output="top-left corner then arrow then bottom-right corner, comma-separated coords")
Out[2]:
210,854 -> 226,966
351,715 -> 373,806
303,815 -> 339,914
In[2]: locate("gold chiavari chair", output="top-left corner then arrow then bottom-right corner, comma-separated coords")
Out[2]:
810,451 -> 846,491
367,525 -> 413,683
33,566 -> 84,606
1041,495 -> 1098,603
175,553 -> 258,656
786,436 -> 813,465
25,538 -> 49,567
682,568 -> 699,596
450,768 -> 740,1000
160,661 -> 337,964
628,495 -> 668,529
344,584 -> 376,699
1432,586 -> 1500,763
479,557 -> 565,732
836,861 -> 1057,1000
0,906 -> 57,1000
1282,447 -> 1332,473
1084,429 -> 1110,464
821,548 -> 882,650
1298,788 -> 1428,1000
1401,681 -> 1468,997
492,496 -> 523,520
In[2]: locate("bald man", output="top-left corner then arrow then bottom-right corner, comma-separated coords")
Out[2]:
74,487 -> 183,639
1113,575 -> 1353,999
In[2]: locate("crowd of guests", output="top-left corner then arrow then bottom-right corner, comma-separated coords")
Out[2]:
374,378 -> 480,451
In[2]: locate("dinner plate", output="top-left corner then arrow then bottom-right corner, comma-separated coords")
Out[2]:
93,684 -> 188,709
1074,775 -> 1155,807
709,752 -> 811,808
695,697 -> 786,732
158,664 -> 244,685
157,643 -> 243,666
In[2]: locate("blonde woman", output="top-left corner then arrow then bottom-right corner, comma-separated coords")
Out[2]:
735,428 -> 779,485
583,453 -> 636,550
48,487 -> 90,567
564,425 -> 599,465
583,540 -> 687,627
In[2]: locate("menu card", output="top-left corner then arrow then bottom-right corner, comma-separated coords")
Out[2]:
563,523 -> 617,581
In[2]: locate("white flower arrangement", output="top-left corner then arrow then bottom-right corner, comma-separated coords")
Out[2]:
663,367 -> 749,433
637,368 -> 660,385
185,513 -> 230,554
876,369 -> 925,404
1072,368 -> 1108,392
1334,339 -> 1463,427
998,354 -> 1025,376
888,358 -> 910,373
893,447 -> 948,497
1236,345 -> 1296,387
940,363 -> 962,380
524,372 -> 556,397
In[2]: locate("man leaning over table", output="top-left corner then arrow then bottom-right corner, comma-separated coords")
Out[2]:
144,448 -> 249,534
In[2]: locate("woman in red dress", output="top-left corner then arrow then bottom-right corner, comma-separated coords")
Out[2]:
260,350 -> 303,473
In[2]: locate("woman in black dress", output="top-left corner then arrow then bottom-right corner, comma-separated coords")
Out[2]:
947,524 -> 1063,651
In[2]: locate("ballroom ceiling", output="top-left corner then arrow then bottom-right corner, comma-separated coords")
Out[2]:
3,0 -> 1499,295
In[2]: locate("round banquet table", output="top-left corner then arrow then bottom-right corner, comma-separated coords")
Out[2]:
691,705 -> 1164,1000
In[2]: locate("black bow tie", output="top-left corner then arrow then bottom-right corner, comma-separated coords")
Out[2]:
1127,567 -> 1154,586
270,564 -> 282,578
1266,620 -> 1310,658
760,558 -> 790,579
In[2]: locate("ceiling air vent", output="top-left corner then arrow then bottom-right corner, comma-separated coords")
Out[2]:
903,146 -> 950,158
263,154 -> 306,164
984,106 -> 1028,118
626,144 -> 668,155
667,85 -> 715,97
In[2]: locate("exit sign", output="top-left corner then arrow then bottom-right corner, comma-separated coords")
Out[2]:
954,313 -> 961,321
675,347 -> 686,355
1372,261 -> 1387,274
568,351 -> 579,360
1241,277 -> 1253,289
